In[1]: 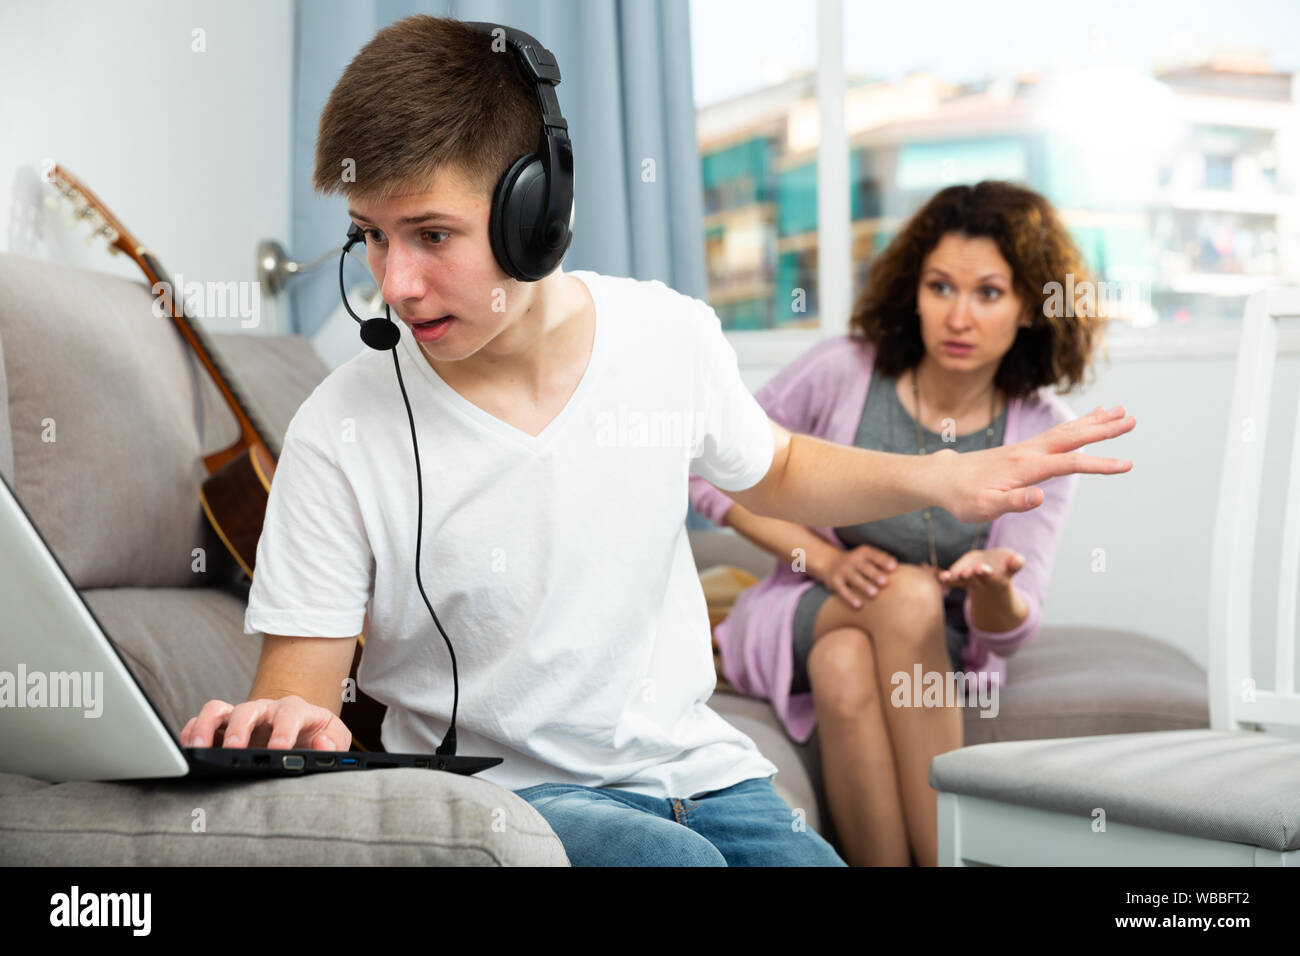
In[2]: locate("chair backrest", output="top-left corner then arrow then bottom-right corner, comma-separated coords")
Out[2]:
1210,286 -> 1300,731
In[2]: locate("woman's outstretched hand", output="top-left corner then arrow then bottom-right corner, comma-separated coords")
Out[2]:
934,547 -> 1025,597
935,405 -> 1136,524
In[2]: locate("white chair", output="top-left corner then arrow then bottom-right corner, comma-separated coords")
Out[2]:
932,287 -> 1300,866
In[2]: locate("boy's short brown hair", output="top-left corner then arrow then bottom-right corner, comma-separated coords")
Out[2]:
313,15 -> 541,201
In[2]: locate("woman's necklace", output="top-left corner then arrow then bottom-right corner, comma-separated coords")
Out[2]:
911,367 -> 998,569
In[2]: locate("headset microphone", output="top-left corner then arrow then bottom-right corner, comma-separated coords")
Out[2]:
331,20 -> 574,763
340,224 -> 401,351
337,223 -> 461,756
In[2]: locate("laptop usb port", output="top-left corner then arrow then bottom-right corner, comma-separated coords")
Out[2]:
340,757 -> 358,766
281,754 -> 305,770
414,759 -> 430,768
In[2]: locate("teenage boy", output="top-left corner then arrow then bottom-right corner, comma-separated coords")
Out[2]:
180,15 -> 1137,866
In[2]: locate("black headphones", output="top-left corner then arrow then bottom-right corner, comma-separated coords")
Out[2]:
340,20 -> 575,344
465,20 -> 575,282
332,21 -> 573,758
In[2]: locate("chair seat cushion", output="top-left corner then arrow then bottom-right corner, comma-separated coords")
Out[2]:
930,728 -> 1300,851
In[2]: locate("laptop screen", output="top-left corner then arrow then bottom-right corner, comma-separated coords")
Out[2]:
0,472 -> 188,781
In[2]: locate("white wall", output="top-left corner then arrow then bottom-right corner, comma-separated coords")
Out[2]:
0,0 -> 293,334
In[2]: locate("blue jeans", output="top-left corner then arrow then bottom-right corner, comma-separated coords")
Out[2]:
513,776 -> 848,866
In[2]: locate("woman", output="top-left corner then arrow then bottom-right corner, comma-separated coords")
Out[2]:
689,180 -> 1106,867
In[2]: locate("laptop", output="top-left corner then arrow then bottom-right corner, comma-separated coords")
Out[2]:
0,470 -> 501,782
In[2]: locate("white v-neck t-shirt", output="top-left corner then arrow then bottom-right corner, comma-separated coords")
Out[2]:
244,270 -> 779,798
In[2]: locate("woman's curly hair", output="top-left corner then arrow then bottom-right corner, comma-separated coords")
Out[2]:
848,180 -> 1106,400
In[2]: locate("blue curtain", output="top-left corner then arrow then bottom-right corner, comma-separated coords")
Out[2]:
290,0 -> 707,337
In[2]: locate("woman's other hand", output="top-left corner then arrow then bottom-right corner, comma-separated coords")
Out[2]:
809,544 -> 899,609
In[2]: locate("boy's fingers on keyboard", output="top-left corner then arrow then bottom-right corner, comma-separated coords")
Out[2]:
314,719 -> 352,752
265,703 -> 311,750
221,699 -> 271,748
187,699 -> 234,747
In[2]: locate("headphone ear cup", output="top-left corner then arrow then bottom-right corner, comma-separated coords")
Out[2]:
491,152 -> 573,282
488,153 -> 531,281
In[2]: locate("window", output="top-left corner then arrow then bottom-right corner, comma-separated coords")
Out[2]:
691,0 -> 1300,347
840,0 -> 1299,325
691,0 -> 819,334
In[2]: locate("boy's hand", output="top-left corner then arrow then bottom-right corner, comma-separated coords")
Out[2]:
936,405 -> 1135,524
180,696 -> 352,751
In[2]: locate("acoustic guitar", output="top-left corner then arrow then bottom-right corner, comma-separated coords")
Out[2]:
45,164 -> 386,751
46,163 -> 281,580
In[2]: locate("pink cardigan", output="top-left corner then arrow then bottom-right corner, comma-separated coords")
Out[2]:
689,335 -> 1079,744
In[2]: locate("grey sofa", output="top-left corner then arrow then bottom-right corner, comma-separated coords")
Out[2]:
0,252 -> 1210,865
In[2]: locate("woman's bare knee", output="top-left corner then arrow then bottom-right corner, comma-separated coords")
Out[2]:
807,627 -> 880,716
869,564 -> 944,611
813,564 -> 944,640
847,565 -> 945,654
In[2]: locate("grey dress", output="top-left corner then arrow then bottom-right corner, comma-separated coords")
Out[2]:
789,368 -> 1008,695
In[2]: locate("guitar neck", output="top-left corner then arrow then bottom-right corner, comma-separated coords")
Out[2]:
47,165 -> 282,461
139,251 -> 283,459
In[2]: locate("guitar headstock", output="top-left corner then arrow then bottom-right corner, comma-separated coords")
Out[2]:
42,161 -> 163,285
43,162 -> 134,259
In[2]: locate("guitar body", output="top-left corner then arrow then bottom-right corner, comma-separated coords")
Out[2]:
198,441 -> 277,581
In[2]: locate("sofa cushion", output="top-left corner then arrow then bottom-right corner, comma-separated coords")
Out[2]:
81,579 -> 261,736
0,252 -> 330,591
202,331 -> 333,460
962,626 -> 1209,745
929,728 -> 1300,852
0,766 -> 569,865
